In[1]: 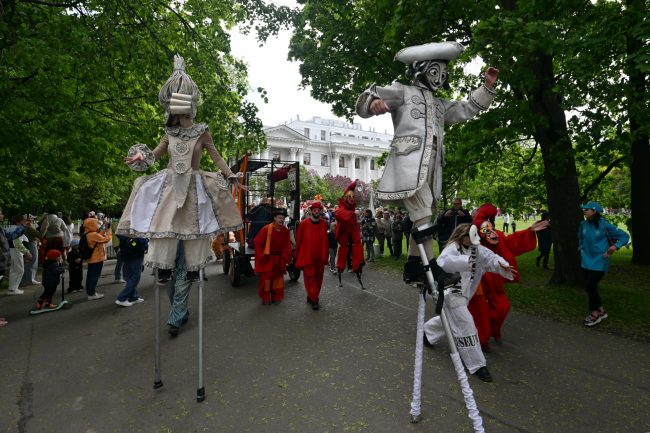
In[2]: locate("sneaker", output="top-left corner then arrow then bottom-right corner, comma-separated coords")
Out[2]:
584,311 -> 607,327
115,299 -> 134,307
7,289 -> 24,295
113,279 -> 126,284
128,297 -> 145,304
186,271 -> 200,282
87,293 -> 105,300
473,366 -> 493,383
31,280 -> 41,285
168,325 -> 179,337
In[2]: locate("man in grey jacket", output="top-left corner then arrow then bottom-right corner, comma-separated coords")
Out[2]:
356,41 -> 498,287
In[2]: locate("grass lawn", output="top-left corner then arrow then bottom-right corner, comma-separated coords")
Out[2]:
371,217 -> 650,342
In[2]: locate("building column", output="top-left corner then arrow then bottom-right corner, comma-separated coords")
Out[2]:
364,156 -> 372,183
289,147 -> 298,162
332,152 -> 340,176
348,153 -> 357,180
262,149 -> 270,160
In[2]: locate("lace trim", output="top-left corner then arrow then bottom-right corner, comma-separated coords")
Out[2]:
145,255 -> 214,271
165,123 -> 209,140
127,143 -> 156,172
115,223 -> 243,240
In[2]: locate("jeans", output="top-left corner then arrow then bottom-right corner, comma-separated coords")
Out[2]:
114,248 -> 124,280
364,240 -> 375,261
167,242 -> 191,327
85,261 -> 104,296
116,256 -> 144,301
329,247 -> 337,270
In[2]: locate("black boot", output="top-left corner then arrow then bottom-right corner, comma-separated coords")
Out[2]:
186,271 -> 200,282
473,366 -> 493,382
157,269 -> 172,283
403,256 -> 425,284
429,259 -> 461,288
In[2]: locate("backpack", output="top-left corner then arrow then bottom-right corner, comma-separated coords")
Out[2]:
78,233 -> 95,260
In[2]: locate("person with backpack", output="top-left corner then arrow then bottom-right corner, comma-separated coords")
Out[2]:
82,217 -> 112,301
67,239 -> 84,293
33,250 -> 65,312
114,235 -> 148,307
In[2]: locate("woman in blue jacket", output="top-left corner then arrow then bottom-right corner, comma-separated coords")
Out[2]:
578,202 -> 629,327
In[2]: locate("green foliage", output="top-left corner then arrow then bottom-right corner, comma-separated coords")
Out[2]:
0,0 -> 293,214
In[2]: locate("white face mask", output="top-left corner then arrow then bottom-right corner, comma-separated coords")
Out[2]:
424,61 -> 448,91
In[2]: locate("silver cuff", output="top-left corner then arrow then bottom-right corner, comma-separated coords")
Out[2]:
127,143 -> 155,172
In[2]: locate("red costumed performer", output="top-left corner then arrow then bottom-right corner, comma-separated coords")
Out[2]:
295,202 -> 329,310
253,210 -> 292,305
468,203 -> 549,351
334,180 -> 365,274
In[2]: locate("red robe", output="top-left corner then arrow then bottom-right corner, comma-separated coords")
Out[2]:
334,197 -> 364,273
468,229 -> 537,350
254,223 -> 292,303
295,218 -> 329,304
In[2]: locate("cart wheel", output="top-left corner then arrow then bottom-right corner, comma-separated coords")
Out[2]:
222,249 -> 231,275
229,256 -> 241,287
288,266 -> 301,282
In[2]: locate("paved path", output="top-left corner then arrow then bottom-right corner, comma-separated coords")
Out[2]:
1,260 -> 649,433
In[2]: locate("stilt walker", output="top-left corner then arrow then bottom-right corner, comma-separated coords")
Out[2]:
118,54 -> 245,400
355,41 -> 499,430
334,180 -> 365,290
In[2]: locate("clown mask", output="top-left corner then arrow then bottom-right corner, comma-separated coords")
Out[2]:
345,190 -> 355,205
479,221 -> 499,245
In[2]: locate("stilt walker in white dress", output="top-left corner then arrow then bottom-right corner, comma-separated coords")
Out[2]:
117,54 -> 245,401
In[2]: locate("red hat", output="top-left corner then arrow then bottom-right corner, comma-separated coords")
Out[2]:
473,203 -> 498,228
310,201 -> 323,210
46,250 -> 62,260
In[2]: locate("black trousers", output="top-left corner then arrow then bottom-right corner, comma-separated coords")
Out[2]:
583,268 -> 605,311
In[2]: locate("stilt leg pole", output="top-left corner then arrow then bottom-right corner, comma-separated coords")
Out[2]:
196,268 -> 205,402
154,268 -> 163,389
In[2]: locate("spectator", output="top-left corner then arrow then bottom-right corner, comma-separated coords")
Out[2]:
511,220 -> 517,232
328,220 -> 338,274
361,209 -> 377,262
42,210 -> 67,255
0,207 -> 11,292
8,214 -> 31,295
115,235 -> 148,307
62,214 -> 74,260
578,201 -> 629,327
434,198 -> 472,252
392,213 -> 404,260
375,210 -> 393,257
33,250 -> 64,311
67,239 -> 83,293
402,212 -> 413,247
83,217 -> 112,301
502,213 -> 510,233
21,216 -> 42,286
111,216 -> 125,284
536,211 -> 552,270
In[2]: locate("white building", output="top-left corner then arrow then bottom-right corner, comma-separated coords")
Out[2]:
255,116 -> 393,183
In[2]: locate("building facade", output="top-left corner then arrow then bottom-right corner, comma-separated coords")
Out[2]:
255,116 -> 393,183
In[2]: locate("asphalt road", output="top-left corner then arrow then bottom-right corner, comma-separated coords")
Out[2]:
1,260 -> 649,433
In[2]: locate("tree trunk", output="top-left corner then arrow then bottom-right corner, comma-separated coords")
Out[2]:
528,52 -> 583,284
626,0 -> 650,265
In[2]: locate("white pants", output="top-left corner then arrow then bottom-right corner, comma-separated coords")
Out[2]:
9,249 -> 25,291
146,238 -> 213,271
423,297 -> 486,374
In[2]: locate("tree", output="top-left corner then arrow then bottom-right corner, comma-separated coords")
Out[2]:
0,0 -> 293,214
288,0 -> 646,284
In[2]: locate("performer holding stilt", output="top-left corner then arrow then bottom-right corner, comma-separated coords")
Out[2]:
423,224 -> 515,382
356,42 -> 498,288
117,54 -> 244,282
334,180 -> 365,288
469,203 -> 549,351
253,209 -> 292,305
295,201 -> 329,310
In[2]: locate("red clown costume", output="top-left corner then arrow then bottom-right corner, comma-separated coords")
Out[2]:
468,204 -> 538,351
295,202 -> 329,310
253,211 -> 292,305
334,180 -> 364,273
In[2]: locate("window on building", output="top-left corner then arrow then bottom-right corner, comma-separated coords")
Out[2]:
321,130 -> 326,141
339,156 -> 345,168
272,151 -> 280,161
355,158 -> 360,169
370,159 -> 375,170
304,127 -> 310,138
321,154 -> 328,167
303,152 -> 311,165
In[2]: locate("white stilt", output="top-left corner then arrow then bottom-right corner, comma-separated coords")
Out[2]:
196,268 -> 205,402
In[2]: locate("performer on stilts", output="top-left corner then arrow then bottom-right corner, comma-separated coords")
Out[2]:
334,180 -> 365,289
253,209 -> 292,305
116,54 -> 244,401
117,54 -> 244,281
356,41 -> 499,430
423,223 -> 515,382
468,203 -> 549,352
295,201 -> 329,310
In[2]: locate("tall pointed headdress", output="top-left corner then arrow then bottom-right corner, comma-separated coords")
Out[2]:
158,54 -> 201,122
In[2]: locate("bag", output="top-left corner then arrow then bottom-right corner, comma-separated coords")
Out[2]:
78,233 -> 95,260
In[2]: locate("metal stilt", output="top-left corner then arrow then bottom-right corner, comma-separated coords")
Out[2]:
197,268 -> 205,402
154,268 -> 163,389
